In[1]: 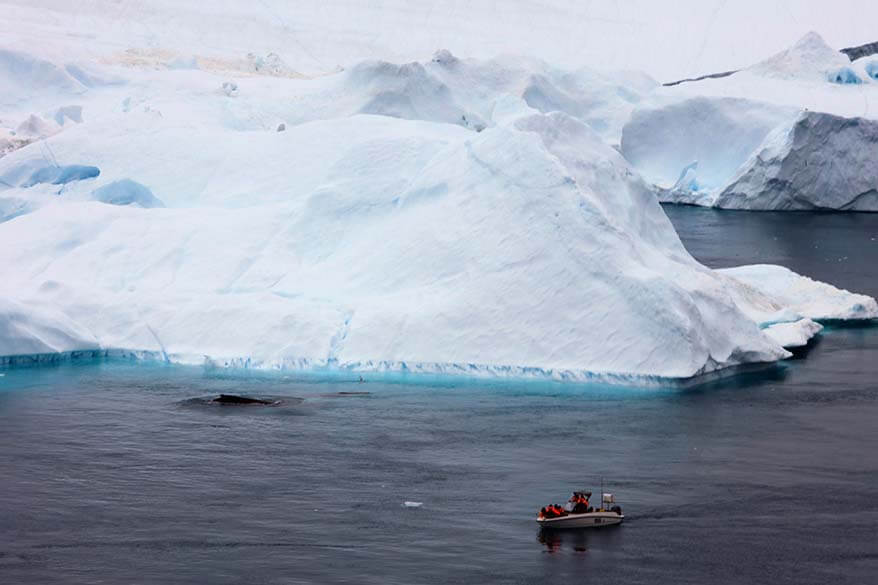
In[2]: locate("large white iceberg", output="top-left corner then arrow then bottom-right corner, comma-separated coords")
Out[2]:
1,11 -> 876,383
0,103 -> 793,380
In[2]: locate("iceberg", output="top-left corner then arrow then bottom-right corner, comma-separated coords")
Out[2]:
0,107 -> 797,381
1,10 -> 876,384
717,265 -> 878,322
622,32 -> 878,210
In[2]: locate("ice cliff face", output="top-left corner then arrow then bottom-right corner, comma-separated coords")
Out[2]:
620,97 -> 796,192
714,112 -> 878,210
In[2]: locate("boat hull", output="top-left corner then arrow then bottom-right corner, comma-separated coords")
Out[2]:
536,511 -> 623,529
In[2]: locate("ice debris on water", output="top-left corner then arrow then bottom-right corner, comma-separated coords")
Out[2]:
403,501 -> 423,508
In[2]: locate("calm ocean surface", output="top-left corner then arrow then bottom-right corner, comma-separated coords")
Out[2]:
1,207 -> 877,584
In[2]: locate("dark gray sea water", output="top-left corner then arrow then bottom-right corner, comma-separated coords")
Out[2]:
1,207 -> 877,584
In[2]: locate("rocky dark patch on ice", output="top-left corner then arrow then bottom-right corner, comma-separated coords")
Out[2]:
841,40 -> 878,62
662,69 -> 739,87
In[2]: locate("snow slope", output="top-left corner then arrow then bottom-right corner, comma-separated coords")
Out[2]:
1,7 -> 876,383
622,32 -> 878,210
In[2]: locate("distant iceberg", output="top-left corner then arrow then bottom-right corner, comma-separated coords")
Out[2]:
621,32 -> 878,210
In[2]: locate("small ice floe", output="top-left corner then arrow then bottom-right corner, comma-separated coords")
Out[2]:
403,501 -> 423,508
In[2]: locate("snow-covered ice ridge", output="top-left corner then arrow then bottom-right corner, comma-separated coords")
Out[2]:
622,32 -> 878,210
1,23 -> 877,384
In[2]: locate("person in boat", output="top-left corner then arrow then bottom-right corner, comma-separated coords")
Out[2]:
568,492 -> 590,514
543,504 -> 563,518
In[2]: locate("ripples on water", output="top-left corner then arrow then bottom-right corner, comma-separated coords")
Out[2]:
1,208 -> 877,584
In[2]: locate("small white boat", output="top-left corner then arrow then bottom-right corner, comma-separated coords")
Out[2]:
536,487 -> 624,529
537,509 -> 623,529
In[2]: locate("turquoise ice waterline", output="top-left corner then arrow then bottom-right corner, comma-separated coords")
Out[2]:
0,346 -> 794,396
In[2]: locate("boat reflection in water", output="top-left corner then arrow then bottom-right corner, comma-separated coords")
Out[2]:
538,527 -> 589,554
537,522 -> 623,554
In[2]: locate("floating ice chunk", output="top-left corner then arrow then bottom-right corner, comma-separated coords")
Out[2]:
719,264 -> 878,321
92,179 -> 164,208
763,319 -> 823,349
866,61 -> 878,80
403,501 -> 423,508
